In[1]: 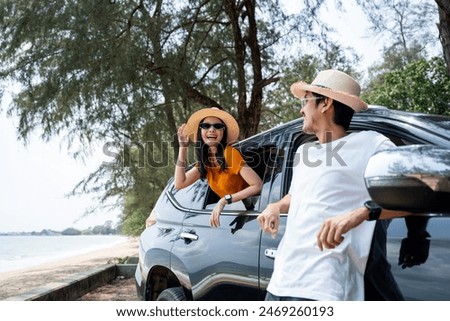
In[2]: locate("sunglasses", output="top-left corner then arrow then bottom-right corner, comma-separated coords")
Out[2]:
299,97 -> 322,108
199,123 -> 226,130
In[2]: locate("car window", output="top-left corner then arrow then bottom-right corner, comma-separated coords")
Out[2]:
242,145 -> 277,180
169,179 -> 209,210
201,144 -> 278,211
268,148 -> 286,204
348,120 -> 423,146
243,145 -> 278,210
348,129 -> 415,147
281,133 -> 316,195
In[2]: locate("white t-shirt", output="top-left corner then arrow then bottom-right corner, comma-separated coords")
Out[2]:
267,131 -> 395,301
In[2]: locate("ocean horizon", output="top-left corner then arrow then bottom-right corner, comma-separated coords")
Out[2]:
0,234 -> 128,274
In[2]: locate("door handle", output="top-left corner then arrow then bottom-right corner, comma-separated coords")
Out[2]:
180,232 -> 199,241
264,248 -> 277,259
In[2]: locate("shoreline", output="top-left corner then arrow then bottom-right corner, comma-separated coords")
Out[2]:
0,237 -> 139,300
0,234 -> 130,274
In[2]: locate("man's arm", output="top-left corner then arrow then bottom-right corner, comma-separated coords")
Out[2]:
316,207 -> 411,251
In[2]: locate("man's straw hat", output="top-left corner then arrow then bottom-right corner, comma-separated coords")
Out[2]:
290,69 -> 368,112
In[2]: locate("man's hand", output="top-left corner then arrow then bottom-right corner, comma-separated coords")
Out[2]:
257,203 -> 281,239
317,207 -> 368,251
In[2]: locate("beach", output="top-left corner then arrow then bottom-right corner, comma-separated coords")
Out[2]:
0,237 -> 139,300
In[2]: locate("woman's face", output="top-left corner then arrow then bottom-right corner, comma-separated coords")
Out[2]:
199,116 -> 225,147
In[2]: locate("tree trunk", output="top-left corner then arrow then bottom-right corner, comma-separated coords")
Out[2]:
436,0 -> 450,76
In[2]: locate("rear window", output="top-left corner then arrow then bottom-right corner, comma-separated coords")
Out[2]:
169,179 -> 209,210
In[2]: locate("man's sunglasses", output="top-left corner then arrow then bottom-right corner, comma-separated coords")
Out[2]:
199,123 -> 226,130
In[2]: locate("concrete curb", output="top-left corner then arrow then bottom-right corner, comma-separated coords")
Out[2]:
3,264 -> 137,301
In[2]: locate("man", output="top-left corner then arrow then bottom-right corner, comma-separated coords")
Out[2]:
258,69 -> 410,301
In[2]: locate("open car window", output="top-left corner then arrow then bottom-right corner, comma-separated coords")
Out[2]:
202,144 -> 278,211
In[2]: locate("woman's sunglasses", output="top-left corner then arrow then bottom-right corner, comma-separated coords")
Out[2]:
199,123 -> 226,130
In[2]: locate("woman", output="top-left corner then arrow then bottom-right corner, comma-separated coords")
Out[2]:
174,107 -> 262,228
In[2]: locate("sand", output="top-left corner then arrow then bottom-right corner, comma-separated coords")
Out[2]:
0,237 -> 139,300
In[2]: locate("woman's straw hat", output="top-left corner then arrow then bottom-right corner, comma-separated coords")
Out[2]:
290,69 -> 368,112
185,107 -> 240,144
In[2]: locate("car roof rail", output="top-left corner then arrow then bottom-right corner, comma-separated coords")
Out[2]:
367,104 -> 389,109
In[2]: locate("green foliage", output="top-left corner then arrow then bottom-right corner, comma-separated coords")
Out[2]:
362,57 -> 450,115
120,193 -> 154,236
118,148 -> 175,236
356,0 -> 439,58
61,228 -> 82,236
261,46 -> 362,130
367,44 -> 426,84
357,1 -> 449,115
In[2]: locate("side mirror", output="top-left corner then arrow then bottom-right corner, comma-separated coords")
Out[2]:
364,145 -> 450,214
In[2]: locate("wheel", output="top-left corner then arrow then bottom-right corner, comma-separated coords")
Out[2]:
156,287 -> 186,301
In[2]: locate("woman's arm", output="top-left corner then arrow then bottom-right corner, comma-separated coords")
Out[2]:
226,164 -> 263,203
210,164 -> 263,228
174,163 -> 200,189
173,124 -> 200,189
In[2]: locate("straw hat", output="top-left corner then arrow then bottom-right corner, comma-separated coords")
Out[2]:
290,69 -> 368,112
185,107 -> 240,144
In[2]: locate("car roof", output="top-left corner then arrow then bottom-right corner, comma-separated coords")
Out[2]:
238,106 -> 450,145
362,106 -> 450,131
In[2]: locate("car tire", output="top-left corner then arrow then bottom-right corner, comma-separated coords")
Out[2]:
156,287 -> 186,301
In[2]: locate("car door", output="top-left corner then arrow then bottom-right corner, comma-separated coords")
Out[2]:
170,141 -> 280,300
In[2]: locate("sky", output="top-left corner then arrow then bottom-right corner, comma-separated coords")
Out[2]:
0,101 -> 119,233
281,0 -> 382,72
0,1 -> 434,233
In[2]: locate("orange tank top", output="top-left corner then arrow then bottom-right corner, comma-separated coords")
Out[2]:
205,146 -> 248,198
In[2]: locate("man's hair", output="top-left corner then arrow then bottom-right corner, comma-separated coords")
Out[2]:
312,92 -> 355,130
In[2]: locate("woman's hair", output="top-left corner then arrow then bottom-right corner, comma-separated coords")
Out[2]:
195,121 -> 228,179
312,92 -> 354,130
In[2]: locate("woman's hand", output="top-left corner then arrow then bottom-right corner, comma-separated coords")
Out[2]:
178,124 -> 189,148
210,198 -> 227,228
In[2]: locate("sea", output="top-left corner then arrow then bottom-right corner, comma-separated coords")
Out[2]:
0,234 -> 128,274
